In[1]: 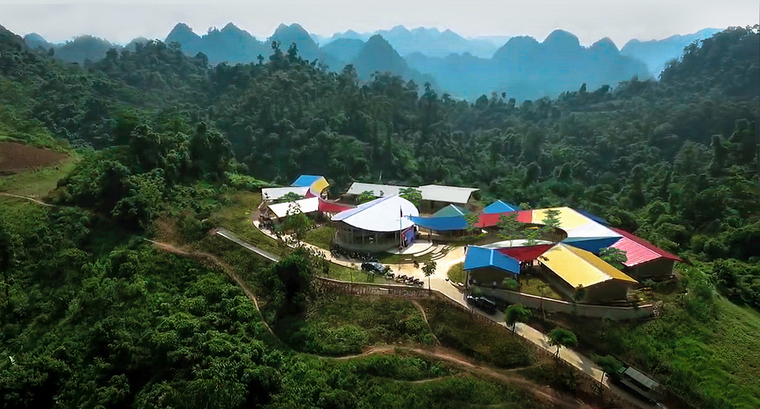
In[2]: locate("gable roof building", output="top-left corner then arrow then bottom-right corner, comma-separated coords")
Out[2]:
609,228 -> 682,280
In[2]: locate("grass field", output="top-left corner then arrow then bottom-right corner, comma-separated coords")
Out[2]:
0,156 -> 76,197
519,276 -> 563,300
302,225 -> 335,249
447,262 -> 465,283
554,266 -> 760,409
278,294 -> 432,355
419,299 -> 535,369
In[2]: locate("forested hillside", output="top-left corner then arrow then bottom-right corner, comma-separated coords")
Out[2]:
1,22 -> 759,408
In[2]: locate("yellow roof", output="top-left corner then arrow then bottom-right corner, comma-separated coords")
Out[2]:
310,177 -> 329,194
532,207 -> 591,231
540,244 -> 638,288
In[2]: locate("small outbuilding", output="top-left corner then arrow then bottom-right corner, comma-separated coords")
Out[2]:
465,246 -> 521,288
539,243 -> 638,303
609,228 -> 682,280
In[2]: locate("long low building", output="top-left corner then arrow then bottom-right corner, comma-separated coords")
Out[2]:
344,182 -> 479,210
539,243 -> 638,303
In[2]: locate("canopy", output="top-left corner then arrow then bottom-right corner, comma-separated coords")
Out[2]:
332,195 -> 419,232
610,228 -> 682,267
267,197 -> 319,219
540,244 -> 638,288
483,200 -> 520,214
561,221 -> 623,253
291,175 -> 329,191
464,246 -> 520,275
318,197 -> 355,214
410,215 -> 468,231
495,243 -> 556,262
433,204 -> 470,217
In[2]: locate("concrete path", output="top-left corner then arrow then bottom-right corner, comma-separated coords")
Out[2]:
234,222 -> 654,408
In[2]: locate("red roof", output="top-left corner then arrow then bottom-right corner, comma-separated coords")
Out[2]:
610,228 -> 682,267
476,210 -> 533,228
318,198 -> 355,213
496,244 -> 555,262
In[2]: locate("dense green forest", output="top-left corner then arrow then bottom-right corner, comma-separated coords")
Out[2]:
1,22 -> 759,408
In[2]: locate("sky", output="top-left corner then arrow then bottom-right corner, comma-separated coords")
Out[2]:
0,0 -> 757,46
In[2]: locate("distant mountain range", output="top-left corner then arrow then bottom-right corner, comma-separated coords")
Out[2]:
316,26 -> 501,59
621,28 -> 721,75
21,23 -> 723,100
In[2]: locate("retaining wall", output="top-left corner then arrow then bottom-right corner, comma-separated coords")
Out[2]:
476,287 -> 656,320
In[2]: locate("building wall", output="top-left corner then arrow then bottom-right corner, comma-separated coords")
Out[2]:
627,259 -> 675,281
538,264 -> 633,303
467,267 -> 517,288
475,287 -> 655,320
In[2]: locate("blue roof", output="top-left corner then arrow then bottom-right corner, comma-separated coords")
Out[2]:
576,209 -> 609,226
562,236 -> 622,254
291,175 -> 324,187
464,246 -> 521,274
410,215 -> 468,231
483,200 -> 520,214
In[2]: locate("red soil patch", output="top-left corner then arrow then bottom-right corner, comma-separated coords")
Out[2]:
0,142 -> 69,174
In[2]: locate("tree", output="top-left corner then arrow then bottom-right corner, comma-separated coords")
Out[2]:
497,212 -> 522,245
464,212 -> 484,238
278,191 -> 305,203
357,190 -> 375,204
592,354 -> 624,381
540,208 -> 561,241
284,202 -> 313,240
399,187 -> 422,207
599,247 -> 628,270
573,285 -> 587,304
422,260 -> 437,290
547,327 -> 578,357
505,304 -> 532,333
0,221 -> 11,300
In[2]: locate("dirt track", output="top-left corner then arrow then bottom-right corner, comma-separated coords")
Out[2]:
0,142 -> 68,174
151,239 -> 594,409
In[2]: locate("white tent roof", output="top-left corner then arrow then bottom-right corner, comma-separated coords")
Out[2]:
345,182 -> 408,197
261,186 -> 310,202
332,195 -> 419,232
418,184 -> 478,204
566,221 -> 622,239
267,197 -> 319,219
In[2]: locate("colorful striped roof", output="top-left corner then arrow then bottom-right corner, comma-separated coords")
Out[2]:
610,228 -> 682,267
464,246 -> 520,274
291,175 -> 329,193
532,207 -> 591,231
540,244 -> 638,288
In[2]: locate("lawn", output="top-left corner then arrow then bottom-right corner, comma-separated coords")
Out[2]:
447,262 -> 465,283
419,299 -> 535,369
518,276 -> 563,300
302,225 -> 335,249
552,265 -> 760,409
277,294 -> 433,355
0,156 -> 77,197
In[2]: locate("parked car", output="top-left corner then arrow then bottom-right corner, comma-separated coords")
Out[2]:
466,295 -> 498,315
361,262 -> 391,275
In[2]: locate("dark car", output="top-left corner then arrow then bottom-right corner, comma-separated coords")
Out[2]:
361,262 -> 391,275
466,295 -> 498,315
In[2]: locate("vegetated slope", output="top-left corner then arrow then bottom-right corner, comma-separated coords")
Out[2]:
621,28 -> 722,76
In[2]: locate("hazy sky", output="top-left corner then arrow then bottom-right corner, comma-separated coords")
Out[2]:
0,1 -> 757,46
